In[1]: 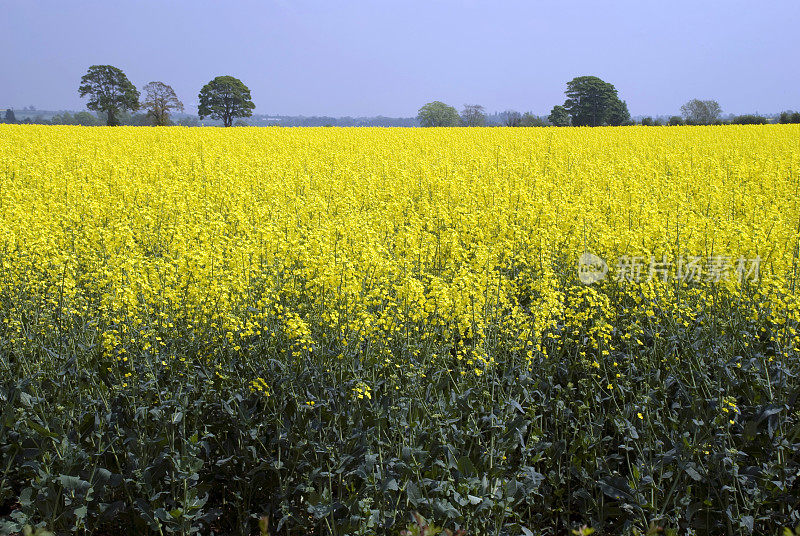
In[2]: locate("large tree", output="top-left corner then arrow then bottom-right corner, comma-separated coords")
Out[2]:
562,76 -> 624,127
680,99 -> 722,125
417,101 -> 460,127
3,109 -> 16,124
198,76 -> 255,127
78,65 -> 140,126
142,81 -> 184,126
460,104 -> 486,127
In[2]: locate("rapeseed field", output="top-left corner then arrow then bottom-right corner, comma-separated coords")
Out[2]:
1,125 -> 798,535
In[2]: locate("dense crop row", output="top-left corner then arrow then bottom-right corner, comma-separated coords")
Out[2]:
1,125 -> 799,535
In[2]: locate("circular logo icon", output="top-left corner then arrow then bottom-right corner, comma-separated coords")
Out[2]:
578,252 -> 608,285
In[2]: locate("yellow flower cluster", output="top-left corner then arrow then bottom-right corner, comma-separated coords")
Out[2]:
721,396 -> 739,415
352,382 -> 372,400
250,377 -> 270,396
0,124 -> 798,385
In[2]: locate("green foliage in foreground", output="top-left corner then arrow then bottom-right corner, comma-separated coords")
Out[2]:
1,276 -> 799,535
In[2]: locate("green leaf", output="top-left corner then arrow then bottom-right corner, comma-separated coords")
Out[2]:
684,466 -> 703,482
406,482 -> 422,506
58,475 -> 90,492
26,420 -> 59,439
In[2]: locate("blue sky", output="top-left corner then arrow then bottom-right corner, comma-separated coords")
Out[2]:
2,0 -> 798,117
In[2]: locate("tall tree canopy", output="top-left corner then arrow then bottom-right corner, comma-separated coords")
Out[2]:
142,81 -> 184,126
562,76 -> 627,127
3,109 -> 16,124
197,76 -> 255,127
680,99 -> 722,125
78,65 -> 140,126
417,101 -> 460,127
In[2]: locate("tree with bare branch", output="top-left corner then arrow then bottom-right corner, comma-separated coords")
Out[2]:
141,81 -> 184,126
460,104 -> 486,127
502,110 -> 522,127
680,99 -> 722,125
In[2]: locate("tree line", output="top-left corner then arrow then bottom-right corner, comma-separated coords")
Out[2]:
1,65 -> 255,127
418,76 -> 800,127
3,67 -> 799,127
73,65 -> 255,126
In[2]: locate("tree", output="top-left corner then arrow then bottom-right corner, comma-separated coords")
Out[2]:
501,110 -> 522,127
562,76 -> 623,126
680,99 -> 722,125
641,117 -> 654,126
668,115 -> 684,126
731,114 -> 767,125
548,105 -> 570,127
779,111 -> 800,124
460,104 -> 486,127
95,110 -> 132,125
52,111 -> 100,126
51,112 -> 74,125
142,81 -> 184,126
606,98 -> 631,126
74,111 -> 100,126
417,101 -> 460,127
78,65 -> 140,126
521,113 -> 545,127
198,76 -> 255,127
4,109 -> 16,123
178,116 -> 200,127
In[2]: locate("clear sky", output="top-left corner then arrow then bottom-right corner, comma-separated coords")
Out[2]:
2,0 -> 798,117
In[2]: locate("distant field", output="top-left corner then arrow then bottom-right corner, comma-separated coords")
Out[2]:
1,124 -> 798,535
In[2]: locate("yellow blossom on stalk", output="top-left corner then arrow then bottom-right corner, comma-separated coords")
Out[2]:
251,377 -> 270,396
352,382 -> 372,400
